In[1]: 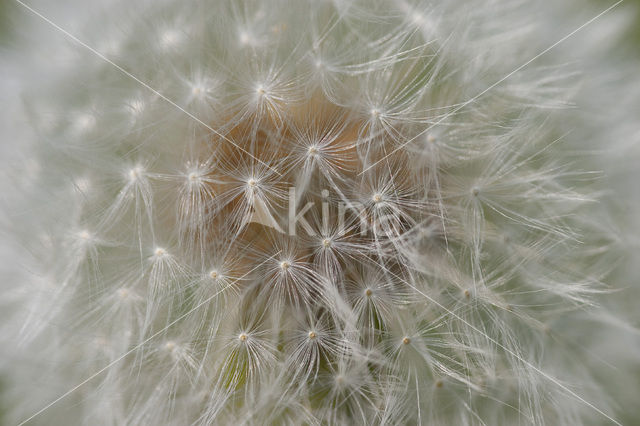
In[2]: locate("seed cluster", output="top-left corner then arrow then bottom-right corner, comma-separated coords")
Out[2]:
1,0 -> 633,425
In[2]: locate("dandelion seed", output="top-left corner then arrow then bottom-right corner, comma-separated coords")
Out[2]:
73,177 -> 91,194
71,113 -> 95,133
128,166 -> 144,182
160,29 -> 182,49
117,288 -> 130,300
127,99 -> 145,117
239,31 -> 252,46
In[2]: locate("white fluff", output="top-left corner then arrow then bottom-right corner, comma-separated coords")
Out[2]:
1,0 -> 640,425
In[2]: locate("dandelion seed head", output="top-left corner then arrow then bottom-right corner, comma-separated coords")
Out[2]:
3,1 -> 637,425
